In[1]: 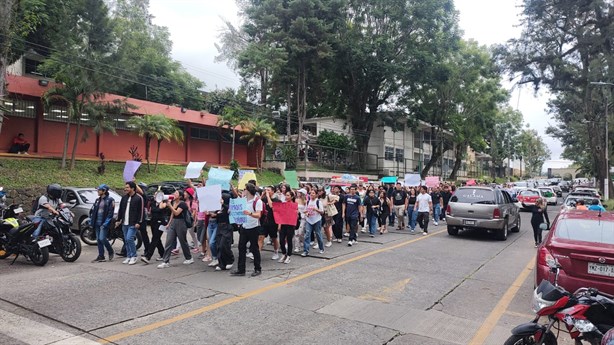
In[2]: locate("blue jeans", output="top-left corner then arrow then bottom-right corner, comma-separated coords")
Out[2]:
368,214 -> 378,235
95,224 -> 114,258
32,216 -> 45,237
433,204 -> 441,223
304,220 -> 323,253
207,219 -> 218,259
407,208 -> 417,230
122,225 -> 138,258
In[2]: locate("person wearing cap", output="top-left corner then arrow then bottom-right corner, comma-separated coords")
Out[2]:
90,184 -> 116,262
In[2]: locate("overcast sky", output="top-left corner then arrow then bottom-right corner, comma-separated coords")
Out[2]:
148,0 -> 573,170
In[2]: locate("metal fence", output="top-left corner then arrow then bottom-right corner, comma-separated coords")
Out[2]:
265,144 -> 380,174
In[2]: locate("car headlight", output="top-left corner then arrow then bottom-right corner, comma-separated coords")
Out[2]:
531,290 -> 556,313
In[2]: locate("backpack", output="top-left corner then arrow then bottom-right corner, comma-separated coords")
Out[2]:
184,203 -> 194,228
253,197 -> 268,224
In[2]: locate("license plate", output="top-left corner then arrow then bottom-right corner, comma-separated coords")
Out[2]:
37,238 -> 51,248
588,262 -> 614,277
464,220 -> 476,225
13,207 -> 23,214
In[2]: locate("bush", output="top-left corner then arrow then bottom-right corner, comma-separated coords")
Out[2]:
229,159 -> 240,179
316,130 -> 356,151
280,145 -> 297,169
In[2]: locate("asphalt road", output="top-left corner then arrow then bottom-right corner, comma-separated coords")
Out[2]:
0,199 -> 565,345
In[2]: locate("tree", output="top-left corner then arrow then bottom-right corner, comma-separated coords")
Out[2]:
485,106 -> 523,178
517,128 -> 551,176
127,114 -> 167,173
497,0 -> 614,196
217,105 -> 248,163
240,118 -> 278,170
154,116 -> 184,172
316,129 -> 355,151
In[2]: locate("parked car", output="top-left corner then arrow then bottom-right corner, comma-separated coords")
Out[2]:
517,189 -> 541,209
573,187 -> 601,199
536,210 -> 614,295
445,187 -> 520,241
551,185 -> 563,197
61,187 -> 121,231
561,195 -> 603,212
144,181 -> 189,201
538,187 -> 558,205
558,181 -> 571,193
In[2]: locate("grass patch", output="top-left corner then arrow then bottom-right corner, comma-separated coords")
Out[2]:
0,157 -> 284,190
602,199 -> 614,210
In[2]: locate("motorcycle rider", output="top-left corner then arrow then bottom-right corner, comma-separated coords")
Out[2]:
32,184 -> 63,238
90,184 -> 116,262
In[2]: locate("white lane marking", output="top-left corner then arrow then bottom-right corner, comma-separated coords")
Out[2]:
0,310 -> 99,345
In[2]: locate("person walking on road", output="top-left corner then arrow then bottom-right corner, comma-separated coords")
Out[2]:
377,191 -> 391,234
331,186 -> 344,243
157,190 -> 193,268
115,182 -> 144,265
430,186 -> 443,226
391,183 -> 408,230
90,184 -> 115,263
302,189 -> 325,257
277,190 -> 295,264
141,190 -> 169,264
214,191 -> 234,271
414,186 -> 433,236
343,185 -> 361,246
231,183 -> 263,277
406,188 -> 418,233
529,198 -> 550,248
363,189 -> 381,238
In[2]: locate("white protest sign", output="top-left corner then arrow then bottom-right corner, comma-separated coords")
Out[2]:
184,161 -> 206,179
404,174 -> 421,187
196,185 -> 221,212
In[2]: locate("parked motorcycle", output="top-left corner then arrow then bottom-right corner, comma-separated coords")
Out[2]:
0,203 -> 49,266
40,206 -> 81,262
79,217 -> 143,249
504,259 -> 614,345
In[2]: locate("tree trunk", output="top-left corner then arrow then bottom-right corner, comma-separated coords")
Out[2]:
231,128 -> 236,162
286,85 -> 292,144
295,64 -> 307,159
61,115 -> 71,169
145,135 -> 151,173
69,117 -> 81,170
154,138 -> 162,173
449,143 -> 465,181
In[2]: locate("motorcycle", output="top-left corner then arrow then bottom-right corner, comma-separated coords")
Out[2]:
79,217 -> 143,249
0,203 -> 50,266
504,259 -> 614,345
40,205 -> 81,262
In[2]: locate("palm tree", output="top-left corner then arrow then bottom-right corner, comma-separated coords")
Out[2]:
240,118 -> 278,171
86,99 -> 136,155
43,88 -> 76,169
154,117 -> 184,172
217,105 -> 247,163
127,114 -> 166,173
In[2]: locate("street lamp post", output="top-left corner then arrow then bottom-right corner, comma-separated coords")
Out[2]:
590,81 -> 613,200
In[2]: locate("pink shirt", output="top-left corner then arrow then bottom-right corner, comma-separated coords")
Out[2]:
192,199 -> 205,220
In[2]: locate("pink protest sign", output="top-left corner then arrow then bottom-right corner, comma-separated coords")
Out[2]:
425,176 -> 440,188
272,202 -> 299,226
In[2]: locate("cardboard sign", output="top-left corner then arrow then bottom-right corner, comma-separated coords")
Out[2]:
207,167 -> 234,191
123,161 -> 141,182
284,170 -> 299,189
196,185 -> 221,212
404,174 -> 421,187
238,169 -> 254,181
272,202 -> 298,226
466,179 -> 477,186
238,172 -> 257,190
229,197 -> 247,224
381,176 -> 398,184
184,161 -> 206,179
425,176 -> 440,188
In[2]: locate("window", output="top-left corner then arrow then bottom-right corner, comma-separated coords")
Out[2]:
115,114 -> 133,131
395,148 -> 404,162
451,188 -> 496,204
384,146 -> 394,161
191,127 -> 220,141
25,58 -> 44,76
555,219 -> 614,245
2,99 -> 37,119
413,131 -> 422,148
43,105 -> 70,122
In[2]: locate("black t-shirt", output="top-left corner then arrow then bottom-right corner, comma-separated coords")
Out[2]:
217,202 -> 230,223
392,190 -> 407,206
150,201 -> 171,225
262,196 -> 277,226
441,191 -> 452,205
175,201 -> 188,221
407,195 -> 417,205
363,196 -> 381,216
431,192 -> 442,205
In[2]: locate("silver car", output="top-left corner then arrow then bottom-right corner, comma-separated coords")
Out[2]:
61,187 -> 121,231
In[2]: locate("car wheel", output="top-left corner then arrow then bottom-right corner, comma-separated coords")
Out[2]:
511,215 -> 520,233
496,220 -> 508,241
447,225 -> 459,236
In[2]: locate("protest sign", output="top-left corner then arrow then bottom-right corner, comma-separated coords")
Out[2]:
425,176 -> 440,187
123,161 -> 141,182
238,172 -> 257,189
196,185 -> 221,212
207,167 -> 234,191
238,169 -> 254,181
404,174 -> 421,187
229,197 -> 247,224
381,176 -> 397,184
272,202 -> 298,226
283,170 -> 299,189
184,161 -> 206,179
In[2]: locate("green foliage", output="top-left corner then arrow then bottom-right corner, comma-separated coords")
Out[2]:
280,145 -> 297,169
486,106 -> 524,177
517,128 -> 551,177
229,159 -> 240,179
316,130 -> 355,151
240,118 -> 279,170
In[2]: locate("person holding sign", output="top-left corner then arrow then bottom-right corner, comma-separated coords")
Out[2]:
277,191 -> 296,264
230,183 -> 263,277
141,189 -> 170,264
301,190 -> 325,257
157,190 -> 194,268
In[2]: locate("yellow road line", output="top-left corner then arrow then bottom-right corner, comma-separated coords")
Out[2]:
99,230 -> 445,344
468,256 -> 536,345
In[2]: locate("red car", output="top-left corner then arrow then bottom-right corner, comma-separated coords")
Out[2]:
536,210 -> 614,295
517,189 -> 541,209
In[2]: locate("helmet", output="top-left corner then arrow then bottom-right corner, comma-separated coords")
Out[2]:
97,184 -> 110,192
47,184 -> 62,199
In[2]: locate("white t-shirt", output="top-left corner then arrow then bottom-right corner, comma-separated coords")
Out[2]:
416,193 -> 432,213
244,197 -> 263,229
306,199 -> 323,225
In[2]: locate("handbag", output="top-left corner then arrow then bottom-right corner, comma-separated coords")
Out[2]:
539,223 -> 548,230
185,208 -> 194,228
325,203 -> 338,217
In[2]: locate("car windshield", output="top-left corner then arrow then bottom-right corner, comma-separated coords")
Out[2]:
522,190 -> 539,197
565,197 -> 599,207
555,219 -> 614,245
451,189 -> 495,203
78,189 -> 122,204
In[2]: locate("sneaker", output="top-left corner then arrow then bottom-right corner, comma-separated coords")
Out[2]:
422,232 -> 427,236
171,249 -> 179,256
108,252 -> 114,262
266,238 -> 272,245
203,255 -> 212,262
215,266 -> 221,271
319,249 -> 324,254
370,234 -> 375,238
128,257 -> 137,265
183,258 -> 194,265
312,243 -> 318,249
191,248 -> 200,254
278,255 -> 286,263
325,241 -> 332,247
301,251 -> 308,257
225,264 -> 233,270
348,240 -> 353,247
293,247 -> 300,253
534,243 -> 539,248
230,270 -> 245,276
92,256 -> 106,263
272,253 -> 280,260
251,270 -> 262,277
246,252 -> 254,260
343,233 -> 349,237
140,257 -> 150,265
434,222 -> 439,226
283,256 -> 291,264
208,259 -> 219,267
360,229 -> 366,233
198,252 -> 205,258
337,239 -> 342,243
122,258 -> 130,264
155,257 -> 164,261
157,262 -> 170,269
410,230 -> 415,235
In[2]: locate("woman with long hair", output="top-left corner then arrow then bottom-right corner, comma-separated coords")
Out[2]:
278,190 -> 296,264
529,198 -> 550,248
293,189 -> 307,253
157,189 -> 194,268
377,191 -> 391,234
